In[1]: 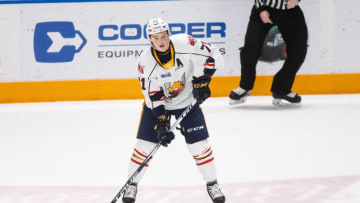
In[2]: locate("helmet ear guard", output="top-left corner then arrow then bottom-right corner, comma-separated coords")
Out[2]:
146,17 -> 171,39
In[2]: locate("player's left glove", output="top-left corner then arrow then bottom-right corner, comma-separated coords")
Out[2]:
192,75 -> 211,104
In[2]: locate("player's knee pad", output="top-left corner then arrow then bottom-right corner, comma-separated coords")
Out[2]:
131,139 -> 157,166
187,139 -> 214,166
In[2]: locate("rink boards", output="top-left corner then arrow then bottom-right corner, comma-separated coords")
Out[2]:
1,0 -> 360,103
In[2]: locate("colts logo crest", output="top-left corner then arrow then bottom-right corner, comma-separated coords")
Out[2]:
165,73 -> 186,99
167,81 -> 184,98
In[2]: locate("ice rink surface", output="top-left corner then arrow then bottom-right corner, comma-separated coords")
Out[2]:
1,94 -> 360,203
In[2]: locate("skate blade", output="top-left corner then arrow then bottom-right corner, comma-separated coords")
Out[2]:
272,98 -> 301,106
229,98 -> 247,105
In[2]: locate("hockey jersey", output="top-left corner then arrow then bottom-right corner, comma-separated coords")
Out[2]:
137,34 -> 224,112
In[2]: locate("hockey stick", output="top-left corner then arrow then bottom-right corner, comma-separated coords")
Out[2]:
110,99 -> 197,203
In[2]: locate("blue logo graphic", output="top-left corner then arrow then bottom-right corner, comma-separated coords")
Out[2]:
34,21 -> 87,63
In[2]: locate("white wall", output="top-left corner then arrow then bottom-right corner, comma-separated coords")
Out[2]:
0,0 -> 359,83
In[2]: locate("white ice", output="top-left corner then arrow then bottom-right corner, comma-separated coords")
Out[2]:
0,94 -> 360,203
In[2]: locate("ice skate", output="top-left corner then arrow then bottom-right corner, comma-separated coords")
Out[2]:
207,180 -> 226,203
272,92 -> 301,106
122,183 -> 137,203
229,87 -> 250,105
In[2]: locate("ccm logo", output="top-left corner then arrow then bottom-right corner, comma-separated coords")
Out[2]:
187,125 -> 205,133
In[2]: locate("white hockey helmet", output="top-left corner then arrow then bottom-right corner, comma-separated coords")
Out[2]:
146,17 -> 171,39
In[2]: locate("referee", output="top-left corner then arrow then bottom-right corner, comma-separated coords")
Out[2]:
229,0 -> 308,105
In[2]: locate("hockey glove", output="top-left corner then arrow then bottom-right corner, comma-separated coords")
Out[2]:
154,118 -> 175,147
192,75 -> 211,104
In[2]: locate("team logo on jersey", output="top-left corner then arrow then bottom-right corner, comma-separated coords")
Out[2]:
167,81 -> 184,98
34,21 -> 87,63
165,73 -> 185,99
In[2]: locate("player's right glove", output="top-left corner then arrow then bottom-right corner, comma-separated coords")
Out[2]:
154,118 -> 175,147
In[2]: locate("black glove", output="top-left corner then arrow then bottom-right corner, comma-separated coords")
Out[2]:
154,118 -> 175,147
192,75 -> 211,104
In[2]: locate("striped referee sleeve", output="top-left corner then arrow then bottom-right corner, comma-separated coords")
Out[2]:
254,0 -> 292,10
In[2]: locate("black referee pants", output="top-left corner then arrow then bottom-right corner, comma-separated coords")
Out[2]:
240,6 -> 308,95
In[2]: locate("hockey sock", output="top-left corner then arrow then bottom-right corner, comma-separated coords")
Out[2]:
127,139 -> 157,183
187,139 -> 217,183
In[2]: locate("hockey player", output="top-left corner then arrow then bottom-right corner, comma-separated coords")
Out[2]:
121,17 -> 225,203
